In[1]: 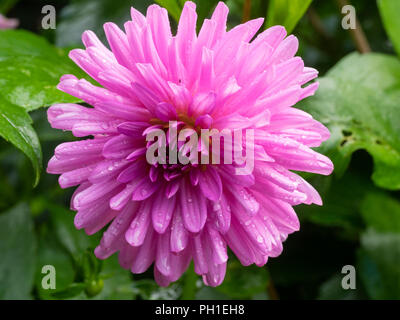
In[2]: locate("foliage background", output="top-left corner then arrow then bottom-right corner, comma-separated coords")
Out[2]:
0,0 -> 399,300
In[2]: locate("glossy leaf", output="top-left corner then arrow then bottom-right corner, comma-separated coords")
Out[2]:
0,30 -> 87,111
299,53 -> 400,190
0,95 -> 42,186
266,0 -> 313,33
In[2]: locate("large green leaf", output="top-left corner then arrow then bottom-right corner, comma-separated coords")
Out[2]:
0,29 -> 59,59
360,191 -> 400,233
378,0 -> 400,57
34,227 -> 76,300
266,0 -> 313,33
56,0 -> 152,48
358,229 -> 400,299
298,53 -> 400,190
0,203 -> 37,299
0,95 -> 42,185
0,30 -> 86,111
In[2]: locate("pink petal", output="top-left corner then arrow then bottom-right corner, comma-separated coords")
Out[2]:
180,179 -> 207,233
198,166 -> 222,201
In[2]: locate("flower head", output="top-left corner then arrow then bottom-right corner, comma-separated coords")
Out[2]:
0,14 -> 18,29
47,1 -> 333,287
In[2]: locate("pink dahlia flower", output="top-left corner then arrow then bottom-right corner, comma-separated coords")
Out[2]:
0,14 -> 18,29
47,1 -> 333,287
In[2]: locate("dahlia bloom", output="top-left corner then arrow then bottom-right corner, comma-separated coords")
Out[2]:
47,1 -> 333,287
0,14 -> 18,29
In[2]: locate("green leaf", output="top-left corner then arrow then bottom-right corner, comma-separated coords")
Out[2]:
56,0 -> 152,48
317,274 -> 366,300
0,29 -> 57,59
360,191 -> 400,233
34,227 -> 76,300
0,203 -> 36,299
378,0 -> 400,57
0,95 -> 42,186
358,229 -> 400,299
266,0 -> 313,33
181,263 -> 198,300
0,30 -> 87,111
155,0 -> 182,22
155,0 -> 220,24
216,260 -> 269,299
194,0 -> 220,25
50,283 -> 86,299
298,53 -> 400,190
47,203 -> 100,259
0,57 -> 79,112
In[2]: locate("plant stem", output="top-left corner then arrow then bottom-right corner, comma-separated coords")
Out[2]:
242,0 -> 252,23
307,6 -> 342,61
308,7 -> 330,40
266,270 -> 280,300
335,0 -> 371,53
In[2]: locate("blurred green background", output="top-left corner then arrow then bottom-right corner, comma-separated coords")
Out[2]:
0,0 -> 399,300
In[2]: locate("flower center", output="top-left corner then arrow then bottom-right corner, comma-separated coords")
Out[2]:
145,115 -> 207,183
